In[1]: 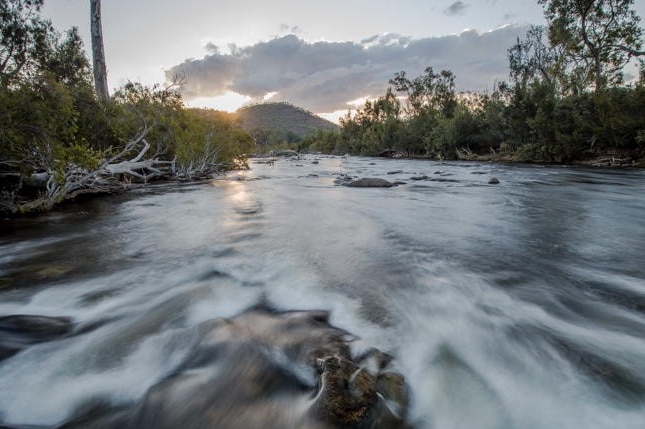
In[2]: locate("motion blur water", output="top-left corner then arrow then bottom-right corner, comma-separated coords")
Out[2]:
1,156 -> 644,428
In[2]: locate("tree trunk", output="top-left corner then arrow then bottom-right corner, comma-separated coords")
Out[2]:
90,0 -> 109,101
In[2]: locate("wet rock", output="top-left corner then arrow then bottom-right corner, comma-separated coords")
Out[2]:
488,177 -> 500,184
344,178 -> 393,188
375,372 -> 409,426
312,160 -> 319,165
387,170 -> 403,175
428,178 -> 460,183
409,175 -> 428,181
392,181 -> 407,186
60,307 -> 410,429
311,355 -> 378,428
334,175 -> 354,185
0,314 -> 74,361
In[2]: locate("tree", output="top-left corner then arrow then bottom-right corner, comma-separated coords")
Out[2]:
508,25 -> 562,89
0,0 -> 52,86
389,67 -> 456,118
538,0 -> 644,92
90,0 -> 109,100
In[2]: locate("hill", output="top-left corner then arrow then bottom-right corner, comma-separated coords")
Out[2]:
235,102 -> 339,139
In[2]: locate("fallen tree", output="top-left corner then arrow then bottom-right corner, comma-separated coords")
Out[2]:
17,124 -> 181,213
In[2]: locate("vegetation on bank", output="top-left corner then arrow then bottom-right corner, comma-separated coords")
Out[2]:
303,0 -> 645,166
0,0 -> 253,216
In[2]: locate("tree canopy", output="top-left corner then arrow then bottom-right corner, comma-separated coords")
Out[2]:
538,0 -> 644,91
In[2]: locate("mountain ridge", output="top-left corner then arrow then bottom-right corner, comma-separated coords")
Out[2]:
235,102 -> 339,138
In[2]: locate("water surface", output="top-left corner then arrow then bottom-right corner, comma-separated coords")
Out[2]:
1,157 -> 644,428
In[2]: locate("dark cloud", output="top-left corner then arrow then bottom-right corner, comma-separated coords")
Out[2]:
166,26 -> 529,113
443,1 -> 470,16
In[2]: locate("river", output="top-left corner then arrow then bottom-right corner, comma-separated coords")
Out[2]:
1,156 -> 644,429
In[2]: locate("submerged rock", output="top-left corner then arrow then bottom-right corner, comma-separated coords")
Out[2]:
488,177 -> 500,184
0,314 -> 74,361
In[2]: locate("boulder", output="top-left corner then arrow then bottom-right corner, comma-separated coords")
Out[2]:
344,178 -> 393,188
60,307 -> 409,429
488,177 -> 500,184
311,355 -> 378,428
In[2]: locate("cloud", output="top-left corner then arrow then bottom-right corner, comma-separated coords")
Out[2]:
443,1 -> 470,16
166,26 -> 529,113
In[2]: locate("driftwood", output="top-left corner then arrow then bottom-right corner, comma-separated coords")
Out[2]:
12,120 -> 234,213
174,128 -> 227,179
19,125 -> 177,211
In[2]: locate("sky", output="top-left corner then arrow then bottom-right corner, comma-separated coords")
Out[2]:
41,0 -> 644,121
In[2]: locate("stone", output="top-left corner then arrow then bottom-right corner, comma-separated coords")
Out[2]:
488,177 -> 500,184
344,178 -> 394,188
311,355 -> 378,428
59,307 -> 410,429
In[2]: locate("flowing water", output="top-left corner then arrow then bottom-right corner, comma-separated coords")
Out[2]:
1,156 -> 645,428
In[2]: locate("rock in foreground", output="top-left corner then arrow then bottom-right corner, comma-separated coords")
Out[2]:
58,306 -> 409,429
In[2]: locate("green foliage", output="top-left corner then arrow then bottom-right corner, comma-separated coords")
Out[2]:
508,25 -> 562,90
174,109 -> 254,173
0,0 -> 49,86
390,67 -> 457,118
537,0 -> 644,92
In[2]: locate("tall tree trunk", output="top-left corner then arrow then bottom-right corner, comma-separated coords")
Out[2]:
90,0 -> 109,101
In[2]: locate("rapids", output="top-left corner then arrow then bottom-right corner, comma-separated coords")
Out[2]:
1,156 -> 644,428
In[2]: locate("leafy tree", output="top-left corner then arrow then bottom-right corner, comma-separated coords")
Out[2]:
508,25 -> 562,89
0,0 -> 52,86
538,0 -> 644,91
389,67 -> 457,118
